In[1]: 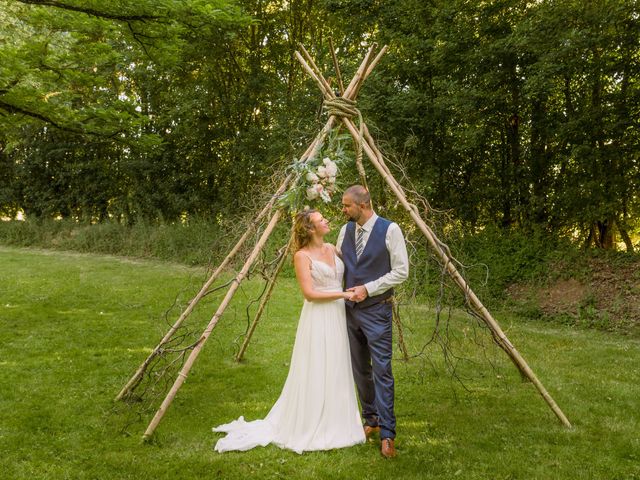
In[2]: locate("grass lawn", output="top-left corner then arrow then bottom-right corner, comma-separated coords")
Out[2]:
1,246 -> 638,480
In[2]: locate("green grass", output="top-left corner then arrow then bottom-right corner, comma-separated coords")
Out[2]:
1,246 -> 639,479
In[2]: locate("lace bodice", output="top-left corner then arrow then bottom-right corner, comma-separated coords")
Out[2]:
308,254 -> 344,293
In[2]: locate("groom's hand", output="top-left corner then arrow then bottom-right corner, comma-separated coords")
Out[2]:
348,285 -> 368,302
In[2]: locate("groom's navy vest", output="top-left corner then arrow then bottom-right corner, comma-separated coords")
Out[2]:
343,217 -> 393,309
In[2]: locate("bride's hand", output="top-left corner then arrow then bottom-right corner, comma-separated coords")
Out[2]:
343,291 -> 355,301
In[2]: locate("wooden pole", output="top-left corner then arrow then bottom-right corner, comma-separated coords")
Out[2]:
298,43 -> 339,97
235,231 -> 294,362
297,43 -> 378,101
328,37 -> 345,96
120,60 -> 352,421
115,175 -> 294,402
238,49 -> 388,368
116,65 -> 355,402
295,48 -> 571,428
349,45 -> 381,100
363,45 -> 389,81
339,114 -> 572,428
296,45 -> 382,192
142,209 -> 283,441
134,51 -> 377,432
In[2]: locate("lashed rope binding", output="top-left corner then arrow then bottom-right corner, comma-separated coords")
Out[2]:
322,97 -> 368,190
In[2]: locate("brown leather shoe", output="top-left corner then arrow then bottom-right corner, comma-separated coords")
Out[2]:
363,425 -> 380,439
380,438 -> 397,458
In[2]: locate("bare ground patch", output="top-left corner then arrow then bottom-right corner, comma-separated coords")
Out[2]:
507,256 -> 640,334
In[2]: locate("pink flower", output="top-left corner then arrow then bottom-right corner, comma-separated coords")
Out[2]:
316,166 -> 327,178
325,162 -> 338,177
320,189 -> 332,202
306,186 -> 320,200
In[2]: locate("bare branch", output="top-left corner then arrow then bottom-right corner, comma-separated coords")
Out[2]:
0,98 -> 127,139
14,0 -> 160,22
0,98 -> 70,130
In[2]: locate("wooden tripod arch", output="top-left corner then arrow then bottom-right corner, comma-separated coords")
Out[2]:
115,43 -> 571,441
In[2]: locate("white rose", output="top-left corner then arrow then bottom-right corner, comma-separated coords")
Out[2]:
316,166 -> 327,178
314,183 -> 324,193
326,175 -> 336,184
320,189 -> 332,203
325,162 -> 338,177
322,157 -> 331,166
306,186 -> 319,200
306,171 -> 319,183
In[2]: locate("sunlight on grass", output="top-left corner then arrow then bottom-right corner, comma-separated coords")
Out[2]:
1,246 -> 639,479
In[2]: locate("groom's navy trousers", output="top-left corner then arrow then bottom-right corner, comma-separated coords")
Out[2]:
346,301 -> 395,440
342,217 -> 396,440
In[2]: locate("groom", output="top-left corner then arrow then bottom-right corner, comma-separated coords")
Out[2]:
336,185 -> 409,458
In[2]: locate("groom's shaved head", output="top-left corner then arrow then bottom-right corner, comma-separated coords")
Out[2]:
344,185 -> 371,207
342,185 -> 373,225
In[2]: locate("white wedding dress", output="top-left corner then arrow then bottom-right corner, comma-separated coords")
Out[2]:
213,254 -> 365,453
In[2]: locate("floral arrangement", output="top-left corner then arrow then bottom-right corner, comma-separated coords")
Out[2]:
305,157 -> 339,203
278,131 -> 352,210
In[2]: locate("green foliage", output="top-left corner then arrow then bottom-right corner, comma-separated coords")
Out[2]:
362,0 -> 640,242
1,0 -> 639,248
277,131 -> 355,211
453,226 -> 575,292
1,0 -> 254,222
0,217 -> 228,265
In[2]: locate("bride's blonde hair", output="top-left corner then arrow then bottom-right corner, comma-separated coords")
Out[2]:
292,208 -> 318,252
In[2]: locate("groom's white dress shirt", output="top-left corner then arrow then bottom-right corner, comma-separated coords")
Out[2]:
336,213 -> 409,297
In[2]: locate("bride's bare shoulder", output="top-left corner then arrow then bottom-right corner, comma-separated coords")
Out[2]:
294,249 -> 312,263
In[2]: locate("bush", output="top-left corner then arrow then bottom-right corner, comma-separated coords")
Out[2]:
456,226 -> 579,290
0,218 -> 226,266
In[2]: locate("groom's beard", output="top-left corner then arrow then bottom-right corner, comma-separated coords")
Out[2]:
345,212 -> 359,223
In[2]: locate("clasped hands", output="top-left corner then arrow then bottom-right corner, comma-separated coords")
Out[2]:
343,285 -> 368,303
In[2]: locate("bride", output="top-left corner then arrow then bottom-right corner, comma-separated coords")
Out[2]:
213,209 -> 366,453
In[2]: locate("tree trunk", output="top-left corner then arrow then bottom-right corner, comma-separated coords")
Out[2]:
529,97 -> 549,225
500,127 -> 512,228
618,223 -> 634,253
591,217 -> 617,250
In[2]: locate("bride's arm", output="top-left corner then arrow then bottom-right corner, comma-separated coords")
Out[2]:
294,251 -> 352,302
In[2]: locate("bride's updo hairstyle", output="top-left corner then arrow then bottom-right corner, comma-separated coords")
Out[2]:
293,208 -> 318,252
